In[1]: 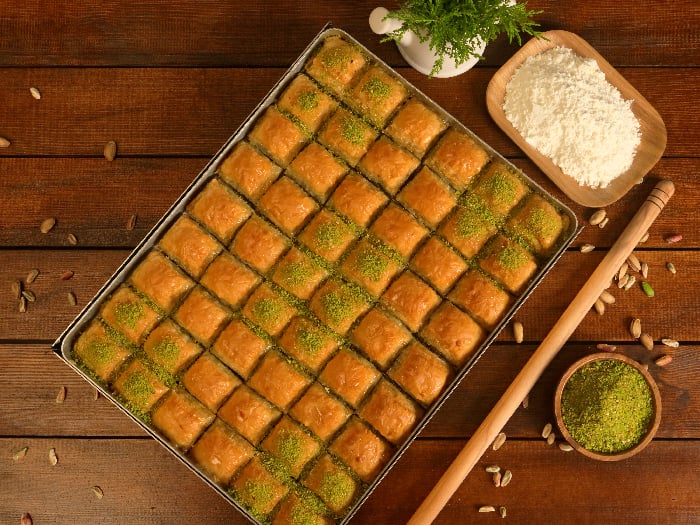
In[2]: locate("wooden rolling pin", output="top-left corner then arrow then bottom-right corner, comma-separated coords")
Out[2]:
408,179 -> 675,525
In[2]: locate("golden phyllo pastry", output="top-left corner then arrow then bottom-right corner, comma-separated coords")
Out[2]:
200,252 -> 260,308
190,420 -> 254,484
187,178 -> 251,243
232,457 -> 289,519
243,283 -> 296,337
439,206 -> 497,258
507,194 -> 566,255
426,129 -> 489,190
470,161 -> 529,218
248,351 -> 311,410
279,317 -> 338,372
277,74 -> 337,133
449,270 -> 512,329
143,319 -> 203,374
348,65 -> 407,126
173,287 -> 229,346
99,285 -> 160,345
212,319 -> 269,379
329,417 -> 391,483
381,271 -> 440,331
306,35 -> 366,96
249,106 -> 306,166
182,352 -> 240,411
386,99 -> 446,157
259,176 -> 319,234
273,492 -> 332,525
359,379 -> 421,444
478,235 -> 538,294
151,389 -> 214,449
299,209 -> 357,263
231,216 -> 288,273
218,385 -> 281,444
74,321 -> 133,381
319,348 -> 379,407
358,137 -> 419,195
158,215 -> 222,278
340,239 -> 401,297
420,302 -> 485,366
272,247 -> 328,300
410,237 -> 467,294
218,141 -> 280,199
290,382 -> 351,441
129,251 -> 193,312
303,454 -> 357,513
369,204 -> 428,258
309,279 -> 369,335
328,172 -> 387,227
319,108 -> 377,166
262,416 -> 321,477
389,341 -> 452,405
288,142 -> 348,201
398,166 -> 456,227
350,307 -> 410,369
113,358 -> 169,412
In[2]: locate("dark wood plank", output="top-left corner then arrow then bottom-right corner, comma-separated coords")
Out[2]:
1,249 -> 696,343
1,437 -> 698,525
2,342 -> 696,439
0,1 -> 696,67
0,160 -> 696,249
0,68 -> 695,157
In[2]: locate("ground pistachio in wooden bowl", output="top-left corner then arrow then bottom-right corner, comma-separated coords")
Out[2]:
554,353 -> 661,461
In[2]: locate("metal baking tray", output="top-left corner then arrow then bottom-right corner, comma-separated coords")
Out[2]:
54,25 -> 578,525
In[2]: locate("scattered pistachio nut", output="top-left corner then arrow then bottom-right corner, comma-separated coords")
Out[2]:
661,338 -> 679,348
639,333 -> 654,351
13,446 -> 28,461
492,432 -> 506,451
541,422 -> 553,439
492,471 -> 502,487
67,233 -> 78,245
127,213 -> 138,231
61,270 -> 75,281
546,432 -> 556,446
598,217 -> 609,229
56,386 -> 66,403
593,298 -> 605,315
641,262 -> 649,279
617,262 -> 629,282
91,485 -> 104,499
21,513 -> 33,525
641,281 -> 655,297
67,291 -> 77,306
26,269 -> 40,284
12,279 -> 22,300
627,253 -> 642,272
485,465 -> 501,473
664,234 -> 682,244
479,506 -> 496,513
579,243 -> 595,253
666,262 -> 677,275
597,343 -> 617,352
558,442 -> 574,452
588,209 -> 606,226
30,86 -> 41,99
22,290 -> 36,302
499,506 -> 507,519
623,275 -> 636,291
0,136 -> 11,147
104,140 -> 117,161
40,217 -> 57,233
638,231 -> 649,244
655,354 -> 673,367
500,470 -> 512,487
617,274 -> 629,289
599,290 -> 616,304
630,318 -> 642,339
512,321 -> 524,343
19,296 -> 27,313
48,447 -> 58,466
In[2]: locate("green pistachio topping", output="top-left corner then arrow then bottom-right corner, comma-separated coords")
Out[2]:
85,340 -> 116,364
320,289 -> 354,325
277,428 -> 304,467
114,300 -> 145,329
320,470 -> 354,508
297,90 -> 319,111
321,48 -> 350,68
314,220 -> 345,250
483,172 -> 517,205
526,207 -> 559,237
243,479 -> 275,513
253,297 -> 285,325
340,115 -> 366,146
355,248 -> 389,282
361,76 -> 391,100
122,370 -> 155,401
456,211 -> 486,239
497,245 -> 528,270
152,338 -> 180,363
281,260 -> 315,287
296,325 -> 325,355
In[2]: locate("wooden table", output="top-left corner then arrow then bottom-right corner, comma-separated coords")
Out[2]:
2,2 -> 698,524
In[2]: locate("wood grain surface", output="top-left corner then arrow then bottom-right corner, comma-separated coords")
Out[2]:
1,1 -> 698,524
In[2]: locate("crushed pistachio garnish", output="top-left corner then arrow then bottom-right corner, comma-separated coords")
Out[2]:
85,340 -> 116,364
340,115 -> 366,145
355,248 -> 389,282
152,338 -> 180,363
276,428 -> 304,468
253,297 -> 285,325
243,479 -> 275,514
321,48 -> 350,69
483,172 -> 517,205
297,90 -> 319,111
296,325 -> 325,355
526,207 -> 558,237
314,220 -> 345,249
320,470 -> 354,508
280,260 -> 315,287
114,301 -> 144,329
361,76 -> 391,100
122,370 -> 155,401
561,359 -> 654,453
498,245 -> 528,270
462,194 -> 499,225
456,211 -> 486,239
291,504 -> 322,525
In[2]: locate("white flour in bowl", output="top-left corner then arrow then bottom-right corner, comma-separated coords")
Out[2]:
503,46 -> 640,189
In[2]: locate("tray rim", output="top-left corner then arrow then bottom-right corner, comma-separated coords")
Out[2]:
53,25 -> 580,525
486,29 -> 667,208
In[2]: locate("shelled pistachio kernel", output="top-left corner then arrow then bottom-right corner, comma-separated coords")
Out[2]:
500,470 -> 512,487
599,290 -> 615,304
559,442 -> 574,452
40,217 -> 56,234
513,321 -> 524,343
12,279 -> 22,300
104,140 -> 117,161
655,354 -> 673,367
639,333 -> 654,351
485,465 -> 501,473
623,275 -> 636,291
479,506 -> 496,513
13,446 -> 28,461
541,422 -> 553,439
492,432 -> 506,451
30,86 -> 41,99
56,386 -> 66,403
500,506 -> 507,518
579,243 -> 595,253
546,432 -> 556,446
641,281 -> 655,297
630,318 -> 642,339
26,269 -> 40,284
588,209 -> 606,226
627,253 -> 642,273
666,262 -> 677,275
48,447 -> 58,466
492,471 -> 502,487
593,298 -> 605,315
661,338 -> 679,348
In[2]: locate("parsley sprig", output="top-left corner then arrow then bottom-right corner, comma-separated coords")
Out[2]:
382,0 -> 542,76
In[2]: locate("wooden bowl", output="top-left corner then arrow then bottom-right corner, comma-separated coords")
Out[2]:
554,353 -> 661,461
486,30 -> 667,208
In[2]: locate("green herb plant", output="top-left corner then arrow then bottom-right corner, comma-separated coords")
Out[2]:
381,0 -> 542,77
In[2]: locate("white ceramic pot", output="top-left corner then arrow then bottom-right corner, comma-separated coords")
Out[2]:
369,6 -> 486,78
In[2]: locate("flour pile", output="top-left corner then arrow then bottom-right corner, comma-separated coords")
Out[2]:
503,47 -> 640,188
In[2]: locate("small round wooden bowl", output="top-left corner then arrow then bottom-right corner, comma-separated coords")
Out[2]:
554,353 -> 662,461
